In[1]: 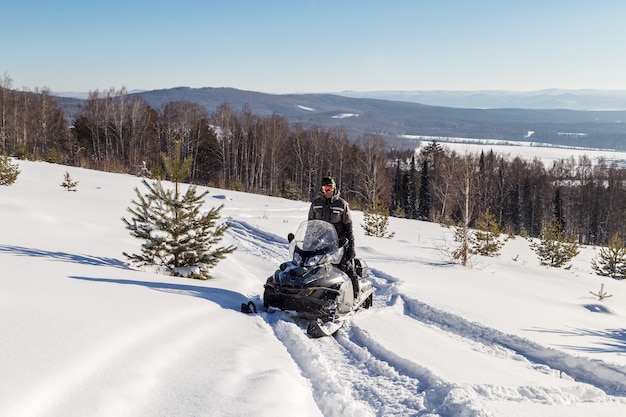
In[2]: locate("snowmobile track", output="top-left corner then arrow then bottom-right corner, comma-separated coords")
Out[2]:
229,219 -> 626,415
265,310 -> 431,416
368,266 -> 626,398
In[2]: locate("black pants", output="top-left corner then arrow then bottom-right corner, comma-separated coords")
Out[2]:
340,258 -> 359,298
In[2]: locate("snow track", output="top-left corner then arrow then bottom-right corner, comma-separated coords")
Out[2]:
397,287 -> 626,397
227,219 -> 626,416
227,219 -> 290,262
366,267 -> 626,397
267,312 -> 427,417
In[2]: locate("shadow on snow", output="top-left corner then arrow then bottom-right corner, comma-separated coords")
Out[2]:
67,275 -> 252,313
527,325 -> 626,354
0,244 -> 129,269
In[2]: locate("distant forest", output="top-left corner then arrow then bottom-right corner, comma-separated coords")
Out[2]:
2,80 -> 626,246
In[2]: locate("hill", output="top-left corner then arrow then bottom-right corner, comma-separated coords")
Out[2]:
338,89 -> 626,111
2,159 -> 626,416
55,87 -> 626,150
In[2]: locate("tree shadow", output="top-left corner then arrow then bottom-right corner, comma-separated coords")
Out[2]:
527,325 -> 626,354
583,304 -> 612,313
0,244 -> 130,269
68,275 -> 255,312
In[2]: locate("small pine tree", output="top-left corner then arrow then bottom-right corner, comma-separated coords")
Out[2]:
0,152 -> 20,186
361,198 -> 395,238
591,232 -> 626,279
452,224 -> 471,265
531,215 -> 579,268
590,283 -> 613,301
60,171 -> 78,191
281,179 -> 305,201
470,209 -> 504,256
122,141 -> 235,279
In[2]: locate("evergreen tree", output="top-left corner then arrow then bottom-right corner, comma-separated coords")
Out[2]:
503,184 -> 520,235
60,171 -> 78,191
553,187 -> 565,231
0,152 -> 20,186
591,232 -> 626,279
471,209 -> 504,256
417,158 -> 431,221
406,156 -> 418,218
361,198 -> 395,238
532,215 -> 579,268
390,159 -> 403,216
122,141 -> 235,279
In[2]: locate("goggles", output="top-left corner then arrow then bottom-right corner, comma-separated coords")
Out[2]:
322,184 -> 334,192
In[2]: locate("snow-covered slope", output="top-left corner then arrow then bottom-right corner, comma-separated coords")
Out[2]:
2,160 -> 626,417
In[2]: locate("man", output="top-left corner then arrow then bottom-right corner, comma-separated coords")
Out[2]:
308,176 -> 359,298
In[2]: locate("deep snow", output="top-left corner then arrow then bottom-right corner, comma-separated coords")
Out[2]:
2,159 -> 626,417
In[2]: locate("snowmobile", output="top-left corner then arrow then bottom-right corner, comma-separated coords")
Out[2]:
263,219 -> 374,337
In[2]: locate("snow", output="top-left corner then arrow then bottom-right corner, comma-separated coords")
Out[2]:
2,159 -> 626,417
332,113 -> 360,119
404,135 -> 626,166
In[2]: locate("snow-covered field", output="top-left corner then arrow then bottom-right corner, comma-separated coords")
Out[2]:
2,159 -> 626,417
408,135 -> 626,167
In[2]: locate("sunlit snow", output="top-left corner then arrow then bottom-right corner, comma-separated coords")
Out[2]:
2,157 -> 626,417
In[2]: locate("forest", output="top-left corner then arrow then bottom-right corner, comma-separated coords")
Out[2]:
2,77 -> 626,246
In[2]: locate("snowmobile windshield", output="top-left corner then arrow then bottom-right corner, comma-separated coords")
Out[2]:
289,220 -> 341,265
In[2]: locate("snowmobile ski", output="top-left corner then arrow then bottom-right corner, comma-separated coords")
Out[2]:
307,318 -> 343,338
240,300 -> 257,314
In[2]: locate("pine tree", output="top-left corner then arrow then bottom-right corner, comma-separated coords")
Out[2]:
471,209 -> 504,256
406,156 -> 418,218
0,152 -> 20,186
390,159 -> 403,216
553,188 -> 565,232
361,198 -> 395,238
60,171 -> 78,191
417,158 -> 431,221
532,215 -> 579,268
503,184 -> 521,235
122,141 -> 235,279
591,232 -> 626,279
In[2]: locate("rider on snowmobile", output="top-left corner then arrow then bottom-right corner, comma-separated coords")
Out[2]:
308,176 -> 359,298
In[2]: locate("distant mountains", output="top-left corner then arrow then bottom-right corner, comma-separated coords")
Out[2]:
337,89 -> 626,111
54,87 -> 626,151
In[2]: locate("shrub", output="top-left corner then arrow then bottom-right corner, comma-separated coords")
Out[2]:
532,216 -> 579,268
0,152 -> 20,186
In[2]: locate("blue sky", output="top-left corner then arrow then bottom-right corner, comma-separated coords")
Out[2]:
2,0 -> 625,94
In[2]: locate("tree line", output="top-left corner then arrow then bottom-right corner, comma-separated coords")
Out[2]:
2,76 -> 626,246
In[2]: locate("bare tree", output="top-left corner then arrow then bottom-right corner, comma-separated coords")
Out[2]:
453,152 -> 478,266
288,124 -> 311,193
0,72 -> 12,151
354,133 -> 389,205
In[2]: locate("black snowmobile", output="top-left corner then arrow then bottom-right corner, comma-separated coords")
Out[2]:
263,219 -> 374,337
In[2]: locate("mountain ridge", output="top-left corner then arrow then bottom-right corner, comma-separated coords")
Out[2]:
54,87 -> 626,151
336,88 -> 626,111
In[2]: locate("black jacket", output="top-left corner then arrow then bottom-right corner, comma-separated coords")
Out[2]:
308,191 -> 355,258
